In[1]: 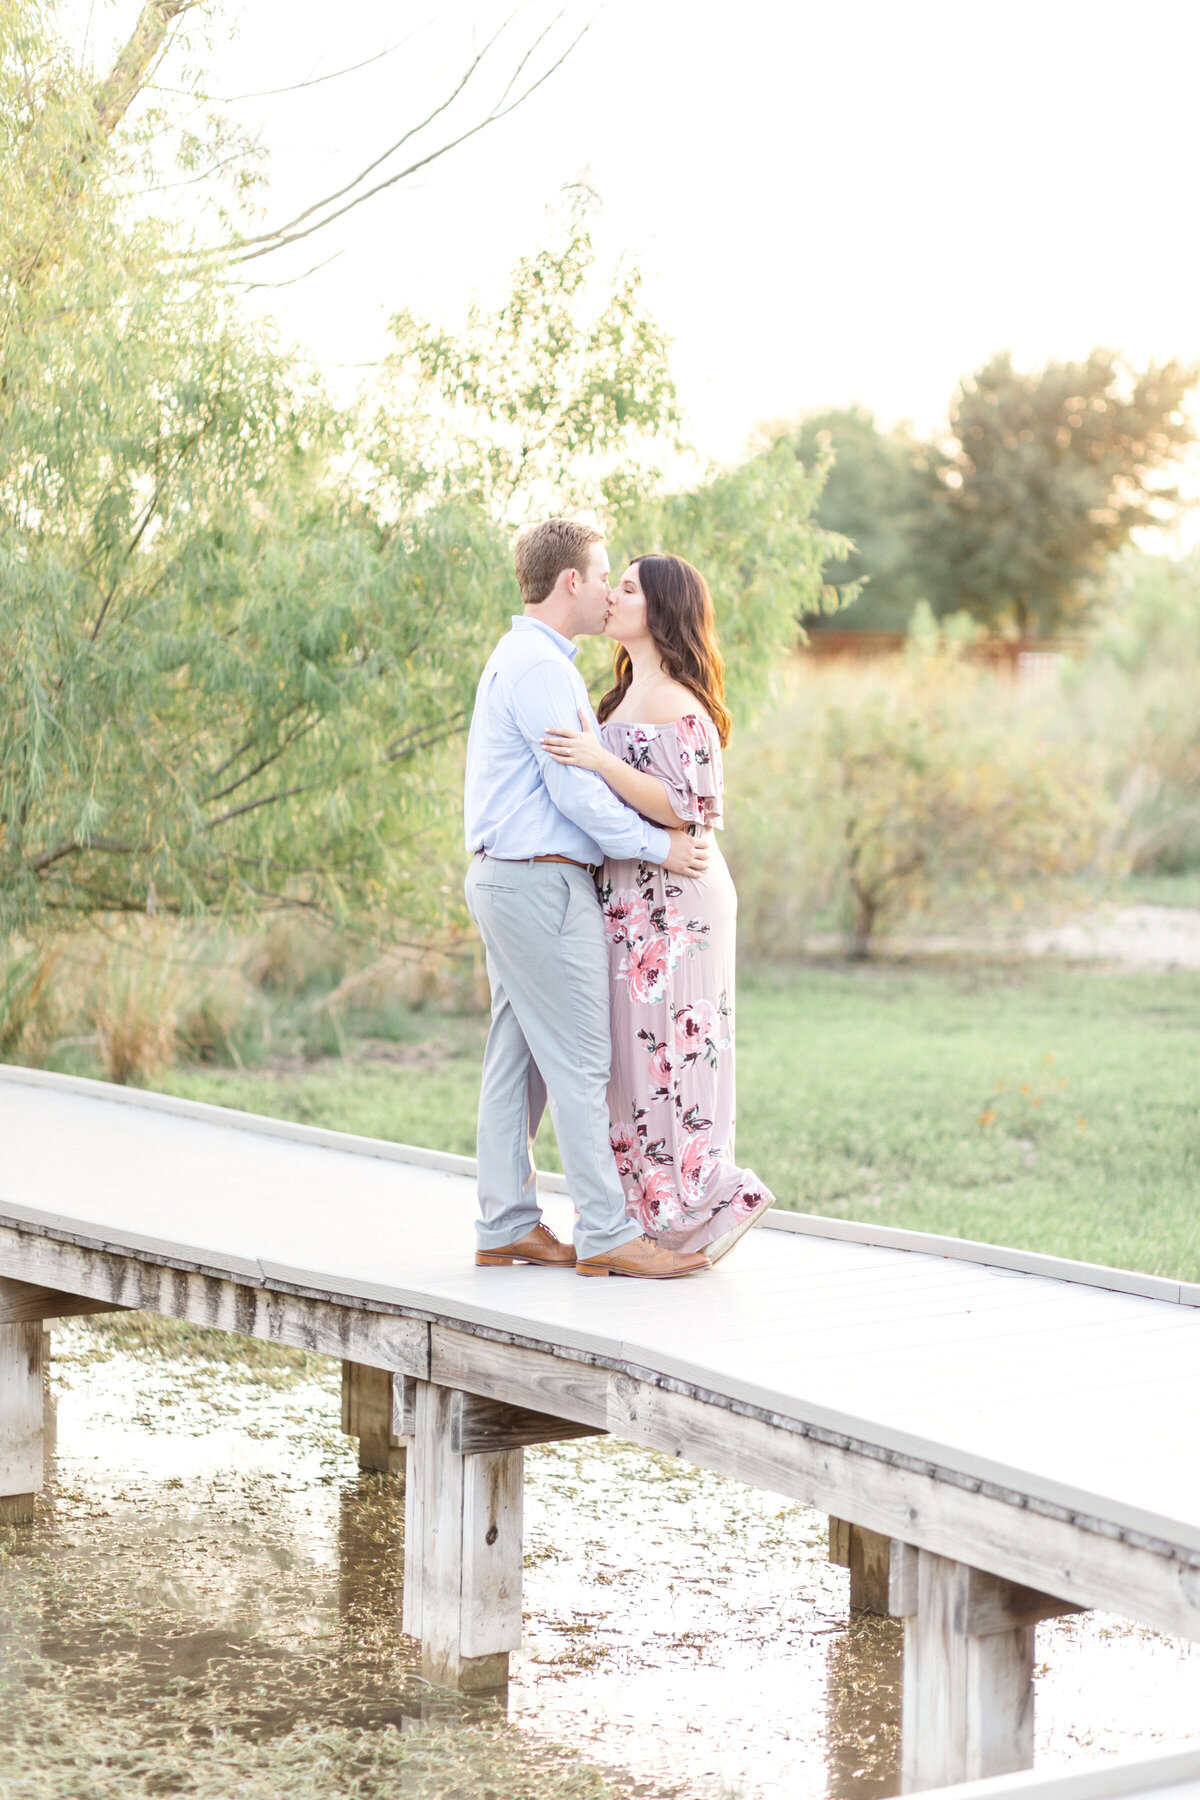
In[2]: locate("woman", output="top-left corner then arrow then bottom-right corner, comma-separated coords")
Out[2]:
542,553 -> 773,1263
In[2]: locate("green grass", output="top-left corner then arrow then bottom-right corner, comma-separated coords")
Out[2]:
1109,870 -> 1200,908
735,961 -> 1200,1280
163,960 -> 1200,1283
167,1056 -> 490,1160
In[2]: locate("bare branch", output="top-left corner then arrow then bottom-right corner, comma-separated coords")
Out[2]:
154,30 -> 422,103
203,713 -> 321,804
89,424 -> 207,642
207,705 -> 305,782
124,147 -> 249,198
384,710 -> 470,764
26,835 -> 152,874
210,14 -> 516,257
88,478 -> 161,641
202,782 -> 310,832
235,249 -> 344,292
178,13 -> 592,269
203,710 -> 470,833
491,9 -> 564,112
26,840 -> 82,875
231,21 -> 591,266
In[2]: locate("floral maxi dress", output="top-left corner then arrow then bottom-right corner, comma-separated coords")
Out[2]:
599,714 -> 774,1253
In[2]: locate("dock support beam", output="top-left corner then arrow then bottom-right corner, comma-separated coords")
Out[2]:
341,1362 -> 412,1475
890,1544 -> 1083,1790
402,1380 -> 603,1690
830,1515 -> 892,1615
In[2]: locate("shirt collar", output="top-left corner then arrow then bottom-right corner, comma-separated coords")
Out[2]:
512,614 -> 578,662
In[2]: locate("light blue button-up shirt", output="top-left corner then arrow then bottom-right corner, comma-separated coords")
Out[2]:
464,617 -> 671,865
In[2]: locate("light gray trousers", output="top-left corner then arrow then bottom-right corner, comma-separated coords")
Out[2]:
464,855 -> 642,1263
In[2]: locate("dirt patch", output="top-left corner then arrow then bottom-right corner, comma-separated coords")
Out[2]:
803,905 -> 1200,971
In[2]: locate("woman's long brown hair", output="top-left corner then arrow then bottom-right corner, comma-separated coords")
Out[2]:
597,554 -> 732,746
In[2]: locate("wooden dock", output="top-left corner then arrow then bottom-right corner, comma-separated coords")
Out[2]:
3,1063 -> 1199,1790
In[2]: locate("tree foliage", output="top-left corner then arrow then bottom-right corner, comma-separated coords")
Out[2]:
790,354 -> 1198,636
786,409 -> 927,630
920,351 -> 1198,634
370,198 -> 855,721
376,196 -> 680,524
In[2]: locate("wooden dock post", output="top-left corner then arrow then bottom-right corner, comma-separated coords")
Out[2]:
402,1380 -> 603,1690
341,1362 -> 412,1475
889,1544 -> 1084,1789
0,1277 -> 121,1525
830,1515 -> 892,1615
0,1321 -> 43,1524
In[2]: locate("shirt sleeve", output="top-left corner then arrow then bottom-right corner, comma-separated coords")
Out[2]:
509,662 -> 671,864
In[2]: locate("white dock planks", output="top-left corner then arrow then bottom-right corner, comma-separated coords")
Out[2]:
3,1067 -> 1200,1558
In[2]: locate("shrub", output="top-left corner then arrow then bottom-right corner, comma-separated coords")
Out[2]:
1070,552 -> 1200,872
725,624 -> 1110,957
0,940 -> 60,1062
84,926 -> 189,1085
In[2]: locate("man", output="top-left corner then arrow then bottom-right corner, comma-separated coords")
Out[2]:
464,518 -> 711,1279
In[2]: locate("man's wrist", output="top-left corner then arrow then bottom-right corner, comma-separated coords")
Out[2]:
643,824 -> 671,863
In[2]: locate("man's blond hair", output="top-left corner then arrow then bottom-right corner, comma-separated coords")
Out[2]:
515,518 -> 604,607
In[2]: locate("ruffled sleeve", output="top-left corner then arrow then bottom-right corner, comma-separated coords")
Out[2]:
658,714 -> 723,829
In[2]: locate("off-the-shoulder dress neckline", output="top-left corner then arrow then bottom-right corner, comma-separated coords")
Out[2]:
600,714 -> 710,730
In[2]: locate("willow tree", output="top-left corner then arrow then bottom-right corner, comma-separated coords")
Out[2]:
0,4 -> 659,940
2,0 -> 847,956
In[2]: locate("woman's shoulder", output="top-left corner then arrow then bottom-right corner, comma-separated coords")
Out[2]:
638,680 -> 714,729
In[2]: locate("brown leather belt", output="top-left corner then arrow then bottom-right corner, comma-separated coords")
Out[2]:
532,853 -> 598,874
477,851 -> 598,876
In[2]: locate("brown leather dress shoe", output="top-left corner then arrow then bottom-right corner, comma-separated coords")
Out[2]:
475,1222 -> 577,1268
576,1235 -> 710,1279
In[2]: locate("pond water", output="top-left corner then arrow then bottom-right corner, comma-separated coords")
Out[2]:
2,1321 -> 1198,1799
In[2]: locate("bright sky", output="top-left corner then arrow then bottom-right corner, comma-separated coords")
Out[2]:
72,0 -> 1200,470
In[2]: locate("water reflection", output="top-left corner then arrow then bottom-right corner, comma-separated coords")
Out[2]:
10,1342 -> 428,1746
336,1474 -> 404,1630
825,1614 -> 902,1799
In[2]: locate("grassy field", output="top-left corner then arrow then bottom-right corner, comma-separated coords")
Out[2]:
163,959 -> 1200,1283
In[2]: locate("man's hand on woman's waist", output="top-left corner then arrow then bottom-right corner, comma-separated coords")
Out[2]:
662,830 -> 711,879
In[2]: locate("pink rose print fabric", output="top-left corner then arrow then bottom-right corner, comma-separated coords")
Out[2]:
599,715 -> 773,1253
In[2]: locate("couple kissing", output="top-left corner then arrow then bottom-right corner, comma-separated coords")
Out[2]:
464,518 -> 773,1279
